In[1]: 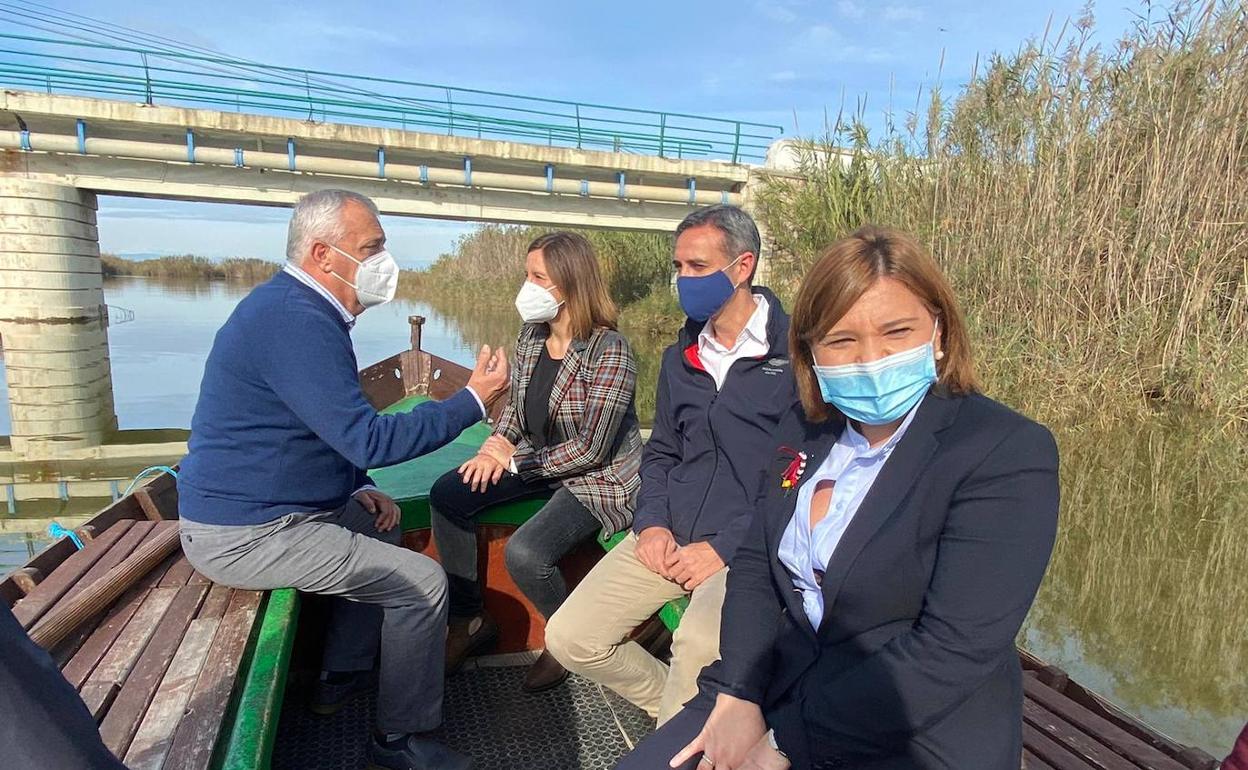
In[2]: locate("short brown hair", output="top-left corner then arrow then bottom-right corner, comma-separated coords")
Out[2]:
790,225 -> 978,423
527,231 -> 618,340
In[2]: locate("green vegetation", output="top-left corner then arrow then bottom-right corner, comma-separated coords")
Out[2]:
101,253 -> 280,282
754,3 -> 1248,428
401,225 -> 673,307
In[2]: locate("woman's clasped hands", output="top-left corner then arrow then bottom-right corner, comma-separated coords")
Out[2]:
670,694 -> 790,770
457,434 -> 518,493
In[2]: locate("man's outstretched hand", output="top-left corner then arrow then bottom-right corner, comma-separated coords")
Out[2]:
467,344 -> 509,413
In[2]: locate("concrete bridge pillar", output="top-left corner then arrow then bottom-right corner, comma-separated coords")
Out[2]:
0,178 -> 117,459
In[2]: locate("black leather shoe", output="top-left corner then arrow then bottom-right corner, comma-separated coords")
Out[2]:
522,650 -> 569,693
367,734 -> 473,770
309,670 -> 376,715
445,613 -> 499,675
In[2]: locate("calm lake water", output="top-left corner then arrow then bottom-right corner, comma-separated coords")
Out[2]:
1,276 -> 1243,757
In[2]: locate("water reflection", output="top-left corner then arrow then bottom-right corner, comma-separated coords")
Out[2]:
0,276 -> 1243,756
1022,420 -> 1248,755
0,276 -> 494,569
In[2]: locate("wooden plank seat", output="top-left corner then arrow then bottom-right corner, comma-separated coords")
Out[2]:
1020,659 -> 1220,770
8,517 -> 298,770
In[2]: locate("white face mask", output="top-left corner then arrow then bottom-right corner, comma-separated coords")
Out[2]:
327,243 -> 399,308
514,280 -> 563,323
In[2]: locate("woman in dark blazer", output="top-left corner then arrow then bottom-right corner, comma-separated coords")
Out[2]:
430,231 -> 642,692
618,226 -> 1060,770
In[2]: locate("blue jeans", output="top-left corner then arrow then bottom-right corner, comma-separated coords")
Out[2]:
429,469 -> 601,620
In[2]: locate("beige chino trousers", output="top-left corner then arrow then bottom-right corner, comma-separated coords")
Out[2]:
544,532 -> 728,724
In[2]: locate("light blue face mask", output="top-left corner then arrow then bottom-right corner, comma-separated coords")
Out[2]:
812,325 -> 939,425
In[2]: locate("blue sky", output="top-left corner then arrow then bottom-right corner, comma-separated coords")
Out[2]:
6,0 -> 1140,268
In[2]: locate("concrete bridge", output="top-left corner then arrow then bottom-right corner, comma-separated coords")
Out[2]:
0,91 -> 773,232
0,65 -> 792,471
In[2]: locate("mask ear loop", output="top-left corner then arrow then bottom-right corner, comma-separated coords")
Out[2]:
932,319 -> 945,361
535,281 -> 566,312
324,242 -> 365,291
721,253 -> 747,291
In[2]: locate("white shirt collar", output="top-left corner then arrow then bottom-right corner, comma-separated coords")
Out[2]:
283,262 -> 356,328
838,394 -> 925,457
698,293 -> 770,354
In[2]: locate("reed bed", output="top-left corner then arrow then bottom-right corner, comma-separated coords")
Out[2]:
755,1 -> 1248,427
404,225 -> 673,306
101,253 -> 280,283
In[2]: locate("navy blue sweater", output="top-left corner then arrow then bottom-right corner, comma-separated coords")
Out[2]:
632,287 -> 795,562
178,271 -> 483,526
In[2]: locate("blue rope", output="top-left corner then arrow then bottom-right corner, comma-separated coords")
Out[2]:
48,522 -> 85,550
121,465 -> 179,498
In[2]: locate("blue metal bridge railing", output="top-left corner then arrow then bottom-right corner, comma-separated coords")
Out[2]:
0,33 -> 783,164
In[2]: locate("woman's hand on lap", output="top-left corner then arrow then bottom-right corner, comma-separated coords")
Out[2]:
457,454 -> 503,493
669,694 -> 767,770
739,738 -> 790,770
480,434 -> 517,469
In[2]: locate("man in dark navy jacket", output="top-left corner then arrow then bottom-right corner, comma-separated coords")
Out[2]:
178,189 -> 508,770
546,205 -> 795,724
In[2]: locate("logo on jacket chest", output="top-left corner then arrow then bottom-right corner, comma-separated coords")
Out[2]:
761,356 -> 789,376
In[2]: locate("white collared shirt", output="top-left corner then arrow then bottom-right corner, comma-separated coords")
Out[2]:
283,262 -> 356,328
778,399 -> 923,630
697,294 -> 770,390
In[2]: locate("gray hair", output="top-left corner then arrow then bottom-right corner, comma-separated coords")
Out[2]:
674,204 -> 762,281
285,189 -> 380,264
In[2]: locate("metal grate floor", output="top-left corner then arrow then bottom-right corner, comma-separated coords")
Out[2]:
272,657 -> 655,770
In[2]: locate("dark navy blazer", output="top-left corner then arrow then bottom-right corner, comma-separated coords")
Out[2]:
699,388 -> 1060,770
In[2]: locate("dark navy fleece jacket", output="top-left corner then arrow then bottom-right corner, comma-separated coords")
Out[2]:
178,270 -> 482,526
632,287 -> 795,562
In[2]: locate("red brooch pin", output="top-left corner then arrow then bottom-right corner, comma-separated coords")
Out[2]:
778,446 -> 808,495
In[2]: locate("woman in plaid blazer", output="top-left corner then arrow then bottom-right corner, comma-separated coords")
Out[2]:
429,231 -> 643,692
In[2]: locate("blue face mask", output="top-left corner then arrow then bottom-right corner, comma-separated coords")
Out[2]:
812,326 -> 939,425
676,255 -> 742,322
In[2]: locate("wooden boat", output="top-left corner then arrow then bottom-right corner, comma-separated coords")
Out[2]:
1,315 -> 1226,770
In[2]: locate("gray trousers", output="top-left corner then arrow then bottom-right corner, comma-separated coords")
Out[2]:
179,499 -> 448,734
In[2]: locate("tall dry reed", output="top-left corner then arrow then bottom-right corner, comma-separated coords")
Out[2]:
756,1 -> 1248,426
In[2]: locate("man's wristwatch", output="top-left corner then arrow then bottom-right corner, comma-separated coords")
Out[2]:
765,728 -> 788,759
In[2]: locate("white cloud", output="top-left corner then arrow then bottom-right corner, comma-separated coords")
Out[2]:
882,5 -> 924,22
837,0 -> 865,19
769,70 -> 798,82
805,24 -> 841,44
756,0 -> 799,23
794,24 -> 894,64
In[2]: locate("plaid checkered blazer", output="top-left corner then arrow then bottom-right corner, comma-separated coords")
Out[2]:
494,323 -> 642,535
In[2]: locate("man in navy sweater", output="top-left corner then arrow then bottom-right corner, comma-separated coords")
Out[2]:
178,189 -> 508,770
545,205 -> 795,725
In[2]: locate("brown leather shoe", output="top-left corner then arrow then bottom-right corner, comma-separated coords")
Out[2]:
445,613 -> 499,675
522,649 -> 569,693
